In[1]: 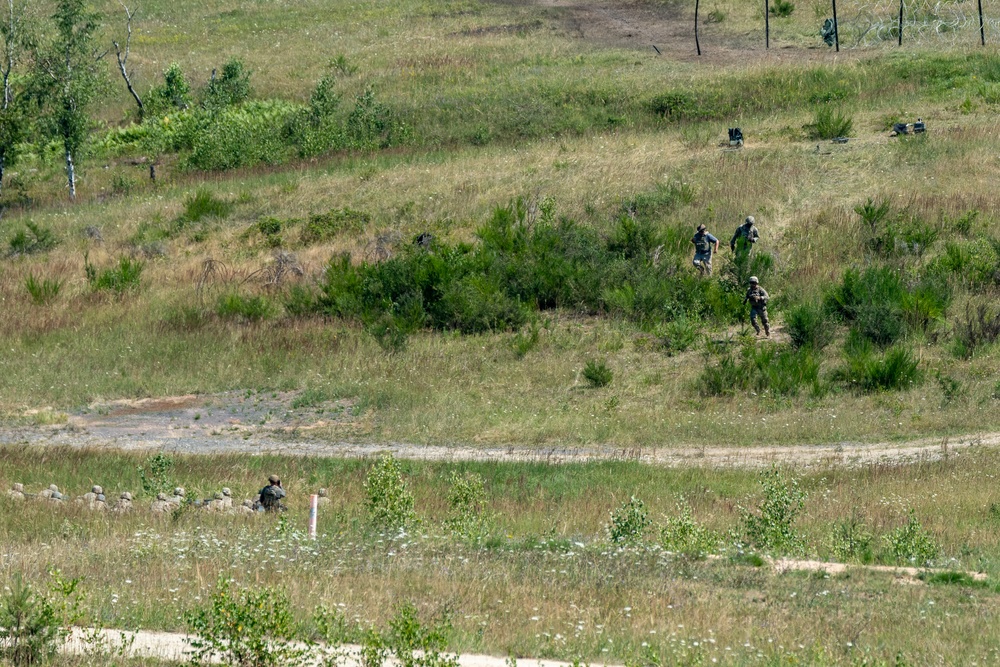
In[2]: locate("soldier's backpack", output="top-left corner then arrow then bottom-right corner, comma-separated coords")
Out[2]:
259,485 -> 281,509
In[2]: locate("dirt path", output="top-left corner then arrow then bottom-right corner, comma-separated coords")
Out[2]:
64,627 -> 622,667
1,392 -> 995,468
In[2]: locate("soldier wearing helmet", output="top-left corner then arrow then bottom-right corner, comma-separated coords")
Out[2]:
743,276 -> 770,337
730,216 -> 759,256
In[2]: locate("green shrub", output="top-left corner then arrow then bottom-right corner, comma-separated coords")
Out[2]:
187,101 -> 295,171
385,603 -> 458,667
300,208 -> 371,244
346,87 -> 407,150
0,575 -> 65,667
952,302 -> 1000,359
9,221 -> 57,256
830,513 -> 875,563
202,57 -> 252,109
769,0 -> 795,17
659,500 -> 717,558
652,315 -> 702,355
216,292 -> 275,322
364,455 -> 416,531
137,452 -> 176,497
608,496 -> 651,545
144,62 -> 192,118
583,359 -> 613,388
739,467 -> 806,555
834,342 -> 921,392
85,255 -> 145,293
24,274 -> 62,305
884,511 -> 938,566
785,302 -> 833,350
444,472 -> 494,540
826,266 -> 912,346
181,188 -> 233,222
806,105 -> 853,139
698,343 -> 821,397
185,579 -> 310,667
283,285 -> 318,318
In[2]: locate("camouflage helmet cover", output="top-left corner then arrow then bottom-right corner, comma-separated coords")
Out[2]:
745,216 -> 755,225
749,276 -> 759,283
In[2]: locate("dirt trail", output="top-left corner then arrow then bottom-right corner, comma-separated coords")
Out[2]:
1,392 -> 995,468
64,628 -> 621,667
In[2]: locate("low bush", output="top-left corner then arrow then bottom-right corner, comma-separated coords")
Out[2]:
825,266 -> 949,346
9,221 -> 57,256
769,0 -> 795,16
181,189 -> 233,222
301,208 -> 371,245
306,201 -> 750,341
583,359 -> 613,388
201,57 -> 252,110
365,455 -> 417,531
24,274 -> 62,305
0,575 -> 64,667
187,101 -> 296,171
186,579 -> 310,667
830,513 -> 875,563
445,472 -> 494,540
739,467 -> 806,555
698,343 -> 821,397
137,452 -> 176,497
144,62 -> 192,119
216,292 -> 275,322
652,315 -> 702,355
85,255 -> 145,293
608,496 -> 651,545
833,341 -> 921,392
385,602 -> 458,667
659,500 -> 717,558
785,301 -> 833,350
806,105 -> 853,139
952,302 -> 1000,358
884,511 -> 939,566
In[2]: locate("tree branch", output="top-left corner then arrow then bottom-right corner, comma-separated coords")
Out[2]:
114,0 -> 143,115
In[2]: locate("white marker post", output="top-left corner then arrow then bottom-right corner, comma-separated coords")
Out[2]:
308,494 -> 318,539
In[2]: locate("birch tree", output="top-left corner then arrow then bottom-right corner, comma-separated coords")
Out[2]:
37,0 -> 104,200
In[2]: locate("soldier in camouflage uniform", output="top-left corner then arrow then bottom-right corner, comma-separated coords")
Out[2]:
730,216 -> 760,256
691,224 -> 720,276
743,276 -> 770,337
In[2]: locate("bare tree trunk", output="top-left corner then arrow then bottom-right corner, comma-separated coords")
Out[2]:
66,148 -> 76,200
0,154 -> 5,199
114,2 -> 143,116
695,0 -> 701,56
832,0 -> 839,51
765,0 -> 770,48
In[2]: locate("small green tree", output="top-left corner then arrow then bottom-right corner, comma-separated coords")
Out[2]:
203,57 -> 251,109
607,496 -> 651,545
0,574 -> 63,666
444,471 -> 494,540
36,0 -> 105,200
738,466 -> 806,554
364,454 -> 416,530
185,579 -> 311,667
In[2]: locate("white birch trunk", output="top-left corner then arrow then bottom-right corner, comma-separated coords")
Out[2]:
66,148 -> 76,200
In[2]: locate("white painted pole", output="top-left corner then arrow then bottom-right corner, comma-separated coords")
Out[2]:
309,494 -> 318,539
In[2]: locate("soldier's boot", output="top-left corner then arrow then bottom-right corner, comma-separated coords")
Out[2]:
764,324 -> 770,337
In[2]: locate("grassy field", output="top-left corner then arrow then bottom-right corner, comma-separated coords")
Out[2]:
3,447 -> 1000,665
3,2 -> 1000,663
